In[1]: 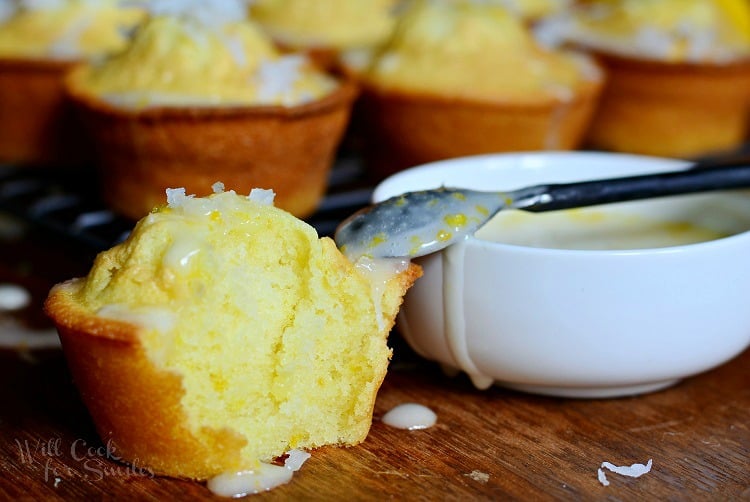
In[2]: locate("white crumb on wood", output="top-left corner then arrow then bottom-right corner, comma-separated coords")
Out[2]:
465,470 -> 489,483
598,459 -> 653,487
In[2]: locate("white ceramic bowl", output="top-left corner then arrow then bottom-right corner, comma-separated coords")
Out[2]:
373,151 -> 750,398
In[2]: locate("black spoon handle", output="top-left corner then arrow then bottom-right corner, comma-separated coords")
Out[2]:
519,163 -> 750,213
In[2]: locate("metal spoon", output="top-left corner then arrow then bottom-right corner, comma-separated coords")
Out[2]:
334,162 -> 750,259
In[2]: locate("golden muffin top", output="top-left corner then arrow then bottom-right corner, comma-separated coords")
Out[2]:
538,0 -> 750,62
251,0 -> 399,50
448,0 -> 571,22
361,0 -> 601,103
0,0 -> 144,60
69,0 -> 338,108
77,185 -> 304,315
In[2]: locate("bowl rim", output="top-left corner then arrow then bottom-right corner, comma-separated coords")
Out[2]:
372,150 -> 750,256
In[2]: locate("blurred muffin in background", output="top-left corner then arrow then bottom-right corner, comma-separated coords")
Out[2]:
65,0 -> 357,221
538,0 -> 750,158
0,0 -> 143,167
356,0 -> 604,178
491,0 -> 572,23
250,0 -> 399,71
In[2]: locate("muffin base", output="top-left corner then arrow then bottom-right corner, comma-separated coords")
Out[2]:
585,54 -> 750,158
0,58 -> 91,167
358,80 -> 603,179
66,78 -> 358,220
45,281 -> 257,480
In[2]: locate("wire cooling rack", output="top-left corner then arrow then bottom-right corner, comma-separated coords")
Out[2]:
4,143 -> 750,255
0,152 -> 374,253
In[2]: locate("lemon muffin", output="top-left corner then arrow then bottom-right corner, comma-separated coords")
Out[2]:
541,0 -> 750,157
0,0 -> 143,167
356,0 -> 604,178
65,0 -> 357,220
250,0 -> 399,70
482,0 -> 571,23
44,185 -> 422,481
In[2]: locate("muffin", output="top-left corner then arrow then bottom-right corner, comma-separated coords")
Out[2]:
44,185 -> 422,481
356,0 -> 604,178
540,0 -> 750,157
0,0 -> 143,167
65,2 -> 357,220
250,0 -> 399,71
488,0 -> 572,23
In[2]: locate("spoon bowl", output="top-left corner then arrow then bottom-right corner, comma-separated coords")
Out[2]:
335,187 -> 506,259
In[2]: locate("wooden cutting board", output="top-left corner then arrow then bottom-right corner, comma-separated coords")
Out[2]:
0,227 -> 748,501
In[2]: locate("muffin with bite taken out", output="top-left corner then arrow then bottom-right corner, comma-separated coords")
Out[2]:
44,184 -> 422,483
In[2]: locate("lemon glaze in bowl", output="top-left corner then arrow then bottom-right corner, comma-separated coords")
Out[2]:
373,151 -> 750,398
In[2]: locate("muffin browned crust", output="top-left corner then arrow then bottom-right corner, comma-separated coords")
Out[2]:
65,73 -> 359,220
584,53 -> 750,158
359,77 -> 603,178
0,58 -> 91,167
45,241 -> 422,480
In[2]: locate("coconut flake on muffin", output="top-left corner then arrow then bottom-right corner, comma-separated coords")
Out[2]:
537,0 -> 750,63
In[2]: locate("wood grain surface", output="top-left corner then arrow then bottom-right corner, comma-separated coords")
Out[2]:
1,224 -> 748,501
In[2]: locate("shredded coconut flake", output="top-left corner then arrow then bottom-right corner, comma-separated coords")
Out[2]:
166,187 -> 191,207
248,188 -> 275,206
123,0 -> 250,28
218,31 -> 247,67
465,470 -> 490,483
19,0 -> 66,10
533,15 -> 573,49
48,13 -> 95,58
255,55 -> 306,106
597,467 -> 609,486
598,459 -> 653,487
